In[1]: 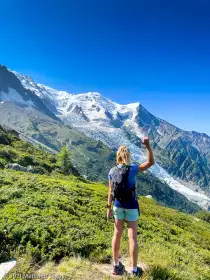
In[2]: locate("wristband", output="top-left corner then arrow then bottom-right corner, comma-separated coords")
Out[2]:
107,204 -> 111,209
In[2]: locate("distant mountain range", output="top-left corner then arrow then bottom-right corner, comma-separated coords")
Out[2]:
0,64 -> 209,211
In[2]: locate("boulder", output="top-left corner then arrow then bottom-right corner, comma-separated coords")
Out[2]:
5,163 -> 27,172
26,165 -> 42,174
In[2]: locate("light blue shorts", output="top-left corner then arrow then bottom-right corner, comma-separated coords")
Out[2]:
113,206 -> 139,221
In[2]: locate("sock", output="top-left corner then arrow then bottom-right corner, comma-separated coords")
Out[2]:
113,260 -> 119,266
132,267 -> 137,272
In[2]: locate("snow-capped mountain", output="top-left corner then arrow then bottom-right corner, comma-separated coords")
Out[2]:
0,65 -> 59,121
11,69 -> 210,210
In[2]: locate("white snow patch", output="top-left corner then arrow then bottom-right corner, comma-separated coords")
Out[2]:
157,129 -> 163,136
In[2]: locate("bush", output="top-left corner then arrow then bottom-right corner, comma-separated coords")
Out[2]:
18,154 -> 34,166
0,157 -> 6,168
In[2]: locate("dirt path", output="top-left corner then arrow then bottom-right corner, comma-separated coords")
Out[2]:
93,256 -> 149,278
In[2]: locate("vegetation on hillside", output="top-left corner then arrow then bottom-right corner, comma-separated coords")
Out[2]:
0,170 -> 210,280
57,146 -> 72,175
0,126 -> 78,176
0,124 -> 201,214
195,211 -> 210,224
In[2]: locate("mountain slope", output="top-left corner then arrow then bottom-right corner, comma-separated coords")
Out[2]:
12,73 -> 210,210
0,66 -> 209,210
0,123 -> 200,213
137,104 -> 210,190
0,65 -> 59,121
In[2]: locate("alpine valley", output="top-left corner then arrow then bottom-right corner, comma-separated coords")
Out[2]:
0,64 -> 210,212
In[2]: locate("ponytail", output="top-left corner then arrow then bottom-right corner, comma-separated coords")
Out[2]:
116,145 -> 131,165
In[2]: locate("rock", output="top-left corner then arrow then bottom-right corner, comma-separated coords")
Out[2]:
26,165 -> 40,174
5,163 -> 27,172
0,260 -> 16,279
5,164 -> 44,174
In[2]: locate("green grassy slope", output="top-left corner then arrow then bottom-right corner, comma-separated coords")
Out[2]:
0,124 -> 200,214
0,129 -> 58,174
1,170 -> 210,280
0,125 -> 78,176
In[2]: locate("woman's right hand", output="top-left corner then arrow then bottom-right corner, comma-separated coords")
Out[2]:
141,136 -> 150,148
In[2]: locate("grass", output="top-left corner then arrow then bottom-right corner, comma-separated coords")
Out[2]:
0,132 -> 59,174
1,170 -> 210,280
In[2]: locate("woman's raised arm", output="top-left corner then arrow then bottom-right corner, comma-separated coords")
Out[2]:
138,137 -> 155,172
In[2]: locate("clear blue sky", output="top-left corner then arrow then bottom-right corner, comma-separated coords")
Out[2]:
1,0 -> 210,135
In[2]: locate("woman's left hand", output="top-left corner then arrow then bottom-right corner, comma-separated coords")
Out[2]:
107,208 -> 113,219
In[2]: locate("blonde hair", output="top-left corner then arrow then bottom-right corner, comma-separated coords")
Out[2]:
116,145 -> 131,165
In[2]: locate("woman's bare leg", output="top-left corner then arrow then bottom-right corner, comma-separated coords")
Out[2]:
112,219 -> 124,263
127,220 -> 138,267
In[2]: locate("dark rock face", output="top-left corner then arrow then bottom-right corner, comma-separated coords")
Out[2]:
162,138 -> 209,189
72,105 -> 90,122
0,65 -> 59,121
66,103 -> 90,122
104,110 -> 124,128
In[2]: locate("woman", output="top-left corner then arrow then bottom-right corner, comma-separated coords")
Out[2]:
107,137 -> 155,276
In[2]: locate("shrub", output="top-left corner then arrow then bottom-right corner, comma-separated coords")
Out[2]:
57,146 -> 72,175
0,157 -> 6,168
18,154 -> 34,166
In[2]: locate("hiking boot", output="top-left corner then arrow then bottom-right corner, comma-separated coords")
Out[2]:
131,267 -> 143,277
112,261 -> 125,275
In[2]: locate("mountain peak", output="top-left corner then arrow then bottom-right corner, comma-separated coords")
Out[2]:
85,91 -> 101,97
126,101 -> 140,109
